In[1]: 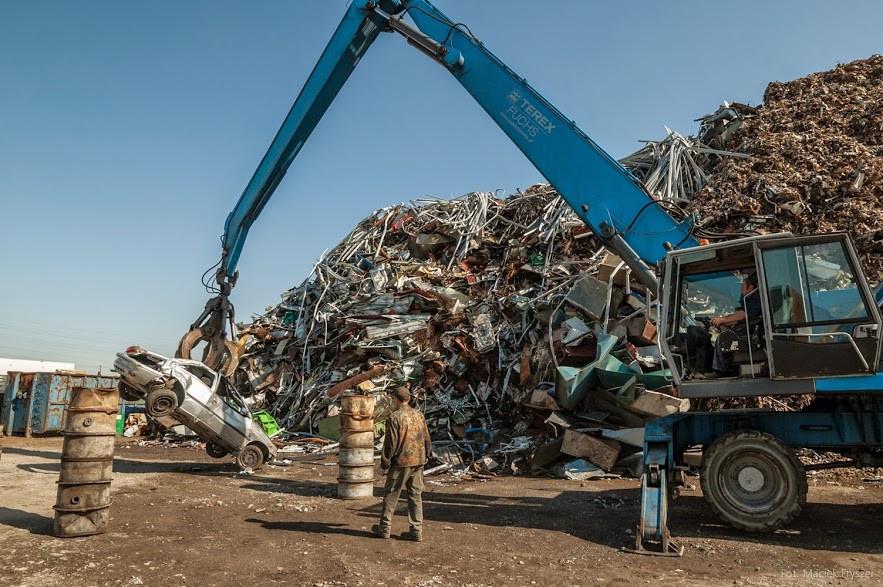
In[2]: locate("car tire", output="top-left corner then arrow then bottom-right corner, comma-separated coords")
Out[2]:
700,430 -> 807,532
119,382 -> 142,402
236,444 -> 265,471
205,442 -> 228,459
146,388 -> 179,419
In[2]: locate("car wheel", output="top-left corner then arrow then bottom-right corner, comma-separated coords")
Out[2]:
146,388 -> 179,419
700,430 -> 807,532
236,444 -> 265,471
205,442 -> 228,459
119,382 -> 141,402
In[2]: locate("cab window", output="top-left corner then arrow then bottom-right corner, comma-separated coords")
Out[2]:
761,240 -> 869,335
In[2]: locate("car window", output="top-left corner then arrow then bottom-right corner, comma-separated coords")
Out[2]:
217,377 -> 247,413
183,364 -> 215,387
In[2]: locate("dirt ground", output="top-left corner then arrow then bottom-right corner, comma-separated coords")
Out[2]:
1,437 -> 881,587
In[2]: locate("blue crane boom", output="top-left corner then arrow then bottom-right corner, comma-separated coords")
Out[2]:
219,0 -> 697,290
219,5 -> 392,286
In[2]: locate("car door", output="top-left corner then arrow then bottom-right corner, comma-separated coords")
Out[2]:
212,377 -> 250,448
174,363 -> 227,441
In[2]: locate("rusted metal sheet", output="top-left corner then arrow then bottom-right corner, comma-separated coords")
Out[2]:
0,372 -> 118,436
325,365 -> 387,398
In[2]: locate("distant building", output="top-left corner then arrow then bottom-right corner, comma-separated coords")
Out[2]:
0,358 -> 76,391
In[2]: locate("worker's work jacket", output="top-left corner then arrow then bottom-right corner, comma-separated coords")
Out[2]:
381,405 -> 431,469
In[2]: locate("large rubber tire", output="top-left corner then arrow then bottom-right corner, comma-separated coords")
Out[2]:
236,444 -> 265,471
700,430 -> 807,532
146,388 -> 179,419
205,442 -> 228,459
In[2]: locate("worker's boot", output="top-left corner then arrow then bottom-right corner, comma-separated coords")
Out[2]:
401,529 -> 422,542
371,524 -> 390,539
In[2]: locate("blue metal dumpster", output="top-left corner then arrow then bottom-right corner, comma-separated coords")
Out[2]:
1,372 -> 118,437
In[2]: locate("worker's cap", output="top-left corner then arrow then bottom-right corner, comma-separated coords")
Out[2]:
393,386 -> 411,402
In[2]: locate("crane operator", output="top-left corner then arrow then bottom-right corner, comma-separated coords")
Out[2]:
709,274 -> 762,376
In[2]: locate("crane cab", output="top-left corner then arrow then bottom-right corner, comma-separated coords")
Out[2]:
658,233 -> 882,398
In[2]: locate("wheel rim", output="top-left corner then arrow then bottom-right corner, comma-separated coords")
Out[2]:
737,466 -> 765,492
153,396 -> 174,414
718,450 -> 788,515
240,448 -> 261,468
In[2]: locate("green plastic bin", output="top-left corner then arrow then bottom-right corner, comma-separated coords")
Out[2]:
252,410 -> 281,437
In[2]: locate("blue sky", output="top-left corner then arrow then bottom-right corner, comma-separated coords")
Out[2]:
1,1 -> 880,372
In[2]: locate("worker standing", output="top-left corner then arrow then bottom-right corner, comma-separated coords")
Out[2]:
373,385 -> 431,542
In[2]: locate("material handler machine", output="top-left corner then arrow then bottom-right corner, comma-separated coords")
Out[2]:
179,0 -> 883,555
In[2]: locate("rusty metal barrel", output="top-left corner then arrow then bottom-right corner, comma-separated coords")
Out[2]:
337,393 -> 375,499
54,387 -> 118,537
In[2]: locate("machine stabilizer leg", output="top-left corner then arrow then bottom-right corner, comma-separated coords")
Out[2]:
624,445 -> 683,556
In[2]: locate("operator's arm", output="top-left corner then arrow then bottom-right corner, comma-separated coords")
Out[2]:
711,310 -> 747,327
711,289 -> 760,327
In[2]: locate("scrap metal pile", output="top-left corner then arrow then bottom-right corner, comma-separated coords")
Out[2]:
619,109 -> 754,205
230,54 -> 882,476
689,55 -> 883,278
233,186 -> 684,477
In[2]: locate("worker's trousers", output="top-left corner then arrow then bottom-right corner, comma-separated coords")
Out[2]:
712,338 -> 730,372
379,465 -> 424,534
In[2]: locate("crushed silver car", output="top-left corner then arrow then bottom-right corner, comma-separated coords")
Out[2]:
113,347 -> 277,470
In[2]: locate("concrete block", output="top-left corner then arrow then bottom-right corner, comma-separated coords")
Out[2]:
561,429 -> 621,471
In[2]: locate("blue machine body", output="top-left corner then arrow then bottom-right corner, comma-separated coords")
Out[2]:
637,395 -> 883,554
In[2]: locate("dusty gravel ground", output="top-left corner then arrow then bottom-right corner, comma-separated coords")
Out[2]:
1,436 -> 881,587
